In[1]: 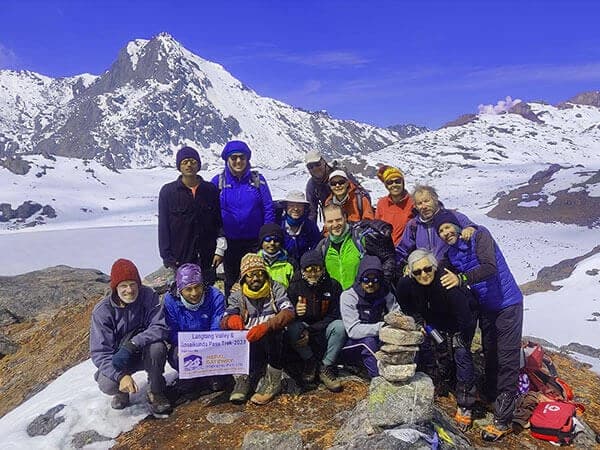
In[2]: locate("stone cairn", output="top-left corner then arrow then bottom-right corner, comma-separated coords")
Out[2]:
367,311 -> 435,428
376,311 -> 423,382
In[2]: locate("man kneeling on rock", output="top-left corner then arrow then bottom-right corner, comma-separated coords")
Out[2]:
90,258 -> 171,415
340,255 -> 400,378
220,253 -> 295,405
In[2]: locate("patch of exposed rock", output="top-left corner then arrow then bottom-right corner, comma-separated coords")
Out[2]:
0,266 -> 110,325
0,201 -> 57,226
487,164 -> 600,227
508,102 -> 544,123
558,90 -> 600,109
440,113 -> 477,129
0,155 -> 31,175
519,245 -> 600,295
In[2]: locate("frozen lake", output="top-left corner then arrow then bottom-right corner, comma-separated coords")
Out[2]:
0,225 -> 162,278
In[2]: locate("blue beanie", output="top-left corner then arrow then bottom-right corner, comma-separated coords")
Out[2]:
176,146 -> 201,170
221,140 -> 252,161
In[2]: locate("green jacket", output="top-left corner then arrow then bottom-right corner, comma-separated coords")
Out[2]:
324,234 -> 362,290
258,250 -> 296,288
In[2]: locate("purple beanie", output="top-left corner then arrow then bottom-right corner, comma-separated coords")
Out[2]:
432,210 -> 462,233
176,146 -> 201,170
176,263 -> 203,292
221,140 -> 252,161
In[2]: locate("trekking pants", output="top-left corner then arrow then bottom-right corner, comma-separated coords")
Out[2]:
223,238 -> 258,297
342,336 -> 380,378
249,329 -> 285,378
480,302 -> 523,423
286,319 -> 346,366
94,341 -> 168,395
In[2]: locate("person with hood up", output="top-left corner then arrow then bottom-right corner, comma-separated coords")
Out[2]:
285,250 -> 345,392
396,249 -> 478,431
90,259 -> 171,415
257,222 -> 298,289
164,263 -> 226,394
220,253 -> 295,405
434,211 -> 523,442
375,165 -> 414,246
158,146 -> 225,286
211,140 -> 275,296
395,185 -> 476,269
279,190 -> 321,261
324,169 -> 374,223
340,255 -> 400,378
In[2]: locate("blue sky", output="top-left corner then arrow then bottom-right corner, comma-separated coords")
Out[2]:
2,0 -> 600,128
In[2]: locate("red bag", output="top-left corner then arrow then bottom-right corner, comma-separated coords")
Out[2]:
530,401 -> 577,445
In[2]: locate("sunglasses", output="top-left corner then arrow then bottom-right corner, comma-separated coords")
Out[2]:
229,154 -> 247,161
263,235 -> 281,243
303,265 -> 323,273
412,266 -> 434,277
307,161 -> 323,170
329,179 -> 347,187
360,276 -> 380,284
385,178 -> 403,186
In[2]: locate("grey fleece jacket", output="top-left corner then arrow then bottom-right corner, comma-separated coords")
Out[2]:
90,286 -> 169,382
340,288 -> 400,339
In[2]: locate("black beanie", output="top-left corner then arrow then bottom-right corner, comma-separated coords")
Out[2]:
300,249 -> 323,269
258,223 -> 284,243
432,210 -> 462,233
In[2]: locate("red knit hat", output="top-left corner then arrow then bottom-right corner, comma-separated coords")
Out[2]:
110,258 -> 142,291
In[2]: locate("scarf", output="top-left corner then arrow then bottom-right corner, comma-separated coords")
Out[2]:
261,249 -> 284,267
242,281 -> 271,300
329,223 -> 350,244
181,294 -> 205,311
286,214 -> 305,228
331,193 -> 349,207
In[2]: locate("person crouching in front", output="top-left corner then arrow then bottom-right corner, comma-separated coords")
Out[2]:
90,258 -> 171,415
220,253 -> 295,405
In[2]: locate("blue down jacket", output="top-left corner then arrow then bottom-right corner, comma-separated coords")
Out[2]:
446,227 -> 522,312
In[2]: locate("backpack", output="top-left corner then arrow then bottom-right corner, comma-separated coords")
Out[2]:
521,342 -> 573,402
530,401 -> 578,445
217,170 -> 262,191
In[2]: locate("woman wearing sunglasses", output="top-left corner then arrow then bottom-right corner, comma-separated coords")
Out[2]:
375,165 -> 415,246
324,169 -> 374,223
395,248 -> 478,432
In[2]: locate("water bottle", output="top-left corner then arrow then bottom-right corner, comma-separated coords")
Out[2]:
424,325 -> 444,344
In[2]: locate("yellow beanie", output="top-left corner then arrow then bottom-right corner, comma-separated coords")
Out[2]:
377,165 -> 404,183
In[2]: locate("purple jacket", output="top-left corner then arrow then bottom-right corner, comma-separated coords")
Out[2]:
211,166 -> 275,240
90,286 -> 169,382
395,207 -> 475,266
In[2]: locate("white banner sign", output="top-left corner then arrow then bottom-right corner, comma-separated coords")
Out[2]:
178,330 -> 249,379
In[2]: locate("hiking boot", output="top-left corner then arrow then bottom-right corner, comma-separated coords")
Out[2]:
147,391 -> 172,415
319,365 -> 342,392
250,365 -> 282,405
481,420 -> 512,442
302,357 -> 318,384
210,376 -> 226,392
454,407 -> 472,432
230,375 -> 251,404
111,391 -> 130,409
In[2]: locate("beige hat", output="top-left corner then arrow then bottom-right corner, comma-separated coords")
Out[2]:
304,150 -> 323,164
283,190 -> 309,204
239,253 -> 267,281
328,169 -> 348,181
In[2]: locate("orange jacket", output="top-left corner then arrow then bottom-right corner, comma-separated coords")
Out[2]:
375,193 -> 415,246
325,182 -> 374,223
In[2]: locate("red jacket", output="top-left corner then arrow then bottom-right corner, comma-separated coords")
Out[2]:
325,182 -> 374,223
375,193 -> 414,246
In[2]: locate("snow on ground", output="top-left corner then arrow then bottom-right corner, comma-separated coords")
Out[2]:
0,359 -> 176,450
523,253 -> 600,348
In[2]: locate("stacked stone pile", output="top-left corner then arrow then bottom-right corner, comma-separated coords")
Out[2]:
376,311 -> 423,382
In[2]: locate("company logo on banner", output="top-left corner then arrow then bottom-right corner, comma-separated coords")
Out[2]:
178,330 -> 249,379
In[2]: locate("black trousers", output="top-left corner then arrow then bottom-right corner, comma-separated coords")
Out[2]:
249,330 -> 284,378
223,238 -> 258,297
480,302 -> 523,423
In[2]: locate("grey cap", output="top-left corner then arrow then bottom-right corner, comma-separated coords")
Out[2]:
305,150 -> 323,164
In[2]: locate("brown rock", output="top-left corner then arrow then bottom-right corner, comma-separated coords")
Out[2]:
379,327 -> 424,346
380,344 -> 420,354
377,362 -> 417,382
383,312 -> 417,330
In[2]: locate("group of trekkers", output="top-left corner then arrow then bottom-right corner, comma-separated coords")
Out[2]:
89,141 -> 523,442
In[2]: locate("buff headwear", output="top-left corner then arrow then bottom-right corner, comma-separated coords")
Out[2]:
176,263 -> 203,292
377,165 -> 404,183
